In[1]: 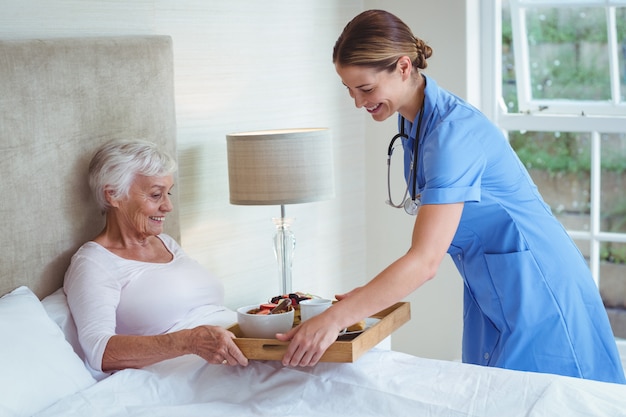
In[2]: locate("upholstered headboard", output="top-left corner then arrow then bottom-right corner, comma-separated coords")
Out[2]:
0,36 -> 180,299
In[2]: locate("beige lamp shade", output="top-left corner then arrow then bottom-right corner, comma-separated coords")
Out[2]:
226,128 -> 335,205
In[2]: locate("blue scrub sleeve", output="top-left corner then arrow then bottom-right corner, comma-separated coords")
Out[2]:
420,119 -> 485,205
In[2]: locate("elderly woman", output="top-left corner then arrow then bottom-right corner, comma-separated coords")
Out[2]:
64,139 -> 248,378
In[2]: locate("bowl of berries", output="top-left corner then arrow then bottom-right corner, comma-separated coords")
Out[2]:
236,298 -> 295,339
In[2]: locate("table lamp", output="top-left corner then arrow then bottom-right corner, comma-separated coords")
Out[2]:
226,128 -> 335,294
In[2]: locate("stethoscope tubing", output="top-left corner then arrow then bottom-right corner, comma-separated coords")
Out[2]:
386,136 -> 410,209
386,107 -> 425,215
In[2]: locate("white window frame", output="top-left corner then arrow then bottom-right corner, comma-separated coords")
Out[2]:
509,0 -> 626,117
481,0 -> 626,286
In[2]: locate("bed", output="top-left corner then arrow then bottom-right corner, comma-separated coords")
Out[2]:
1,36 -> 626,417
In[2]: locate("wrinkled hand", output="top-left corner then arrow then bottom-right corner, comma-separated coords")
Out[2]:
189,325 -> 248,366
276,313 -> 342,367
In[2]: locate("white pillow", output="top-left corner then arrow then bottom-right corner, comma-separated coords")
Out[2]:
0,286 -> 96,417
41,288 -> 84,360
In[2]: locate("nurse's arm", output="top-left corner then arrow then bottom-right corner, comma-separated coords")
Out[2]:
278,202 -> 463,366
408,202 -> 464,282
340,202 -> 464,316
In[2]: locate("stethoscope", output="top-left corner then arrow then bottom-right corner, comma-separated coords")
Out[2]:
386,106 -> 425,216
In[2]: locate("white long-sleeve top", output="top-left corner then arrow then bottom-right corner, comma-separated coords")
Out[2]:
64,234 -> 234,373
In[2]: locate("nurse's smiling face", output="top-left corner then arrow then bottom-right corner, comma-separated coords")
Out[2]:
336,60 -> 411,122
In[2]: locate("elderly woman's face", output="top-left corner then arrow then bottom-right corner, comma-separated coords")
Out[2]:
115,174 -> 174,238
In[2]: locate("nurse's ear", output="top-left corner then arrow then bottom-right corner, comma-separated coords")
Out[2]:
396,56 -> 413,80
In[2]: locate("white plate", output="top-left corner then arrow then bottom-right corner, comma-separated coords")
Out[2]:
338,317 -> 380,338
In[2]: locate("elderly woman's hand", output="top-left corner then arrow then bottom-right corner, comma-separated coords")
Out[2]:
188,325 -> 249,366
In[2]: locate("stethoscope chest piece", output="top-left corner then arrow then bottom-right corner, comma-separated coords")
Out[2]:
404,196 -> 421,215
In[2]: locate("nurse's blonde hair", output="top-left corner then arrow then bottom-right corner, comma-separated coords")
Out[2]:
332,9 -> 432,73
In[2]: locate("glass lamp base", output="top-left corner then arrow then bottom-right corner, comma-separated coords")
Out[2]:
273,216 -> 295,294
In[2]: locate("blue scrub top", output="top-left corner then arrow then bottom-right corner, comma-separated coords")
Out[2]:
399,75 -> 625,384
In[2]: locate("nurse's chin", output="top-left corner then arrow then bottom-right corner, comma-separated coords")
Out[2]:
369,109 -> 393,122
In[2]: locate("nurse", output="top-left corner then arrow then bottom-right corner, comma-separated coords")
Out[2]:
277,9 -> 626,384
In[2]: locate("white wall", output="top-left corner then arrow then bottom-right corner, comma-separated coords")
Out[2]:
0,0 -> 476,362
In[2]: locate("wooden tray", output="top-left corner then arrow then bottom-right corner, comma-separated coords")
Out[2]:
228,301 -> 410,362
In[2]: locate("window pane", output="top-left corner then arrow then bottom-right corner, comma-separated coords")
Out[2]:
618,7 -> 626,101
601,244 -> 626,338
502,3 -> 518,113
525,6 -> 611,101
601,133 -> 626,234
509,131 -> 591,230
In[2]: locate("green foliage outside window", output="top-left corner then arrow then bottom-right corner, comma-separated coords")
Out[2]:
502,4 -> 626,173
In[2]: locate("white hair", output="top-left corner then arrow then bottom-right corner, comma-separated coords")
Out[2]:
88,139 -> 177,213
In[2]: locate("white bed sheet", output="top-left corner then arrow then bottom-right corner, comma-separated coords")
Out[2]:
35,347 -> 626,417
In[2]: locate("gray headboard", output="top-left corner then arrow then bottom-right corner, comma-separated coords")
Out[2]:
0,36 -> 180,299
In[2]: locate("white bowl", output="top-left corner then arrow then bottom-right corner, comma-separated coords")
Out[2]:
236,304 -> 295,339
299,298 -> 333,321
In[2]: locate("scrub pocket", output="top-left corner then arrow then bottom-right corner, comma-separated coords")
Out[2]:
484,250 -> 551,332
483,250 -> 571,371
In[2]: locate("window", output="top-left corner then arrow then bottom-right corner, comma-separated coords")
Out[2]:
508,0 -> 626,116
486,0 -> 626,338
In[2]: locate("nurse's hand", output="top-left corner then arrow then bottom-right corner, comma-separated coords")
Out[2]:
276,312 -> 343,367
335,286 -> 362,301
